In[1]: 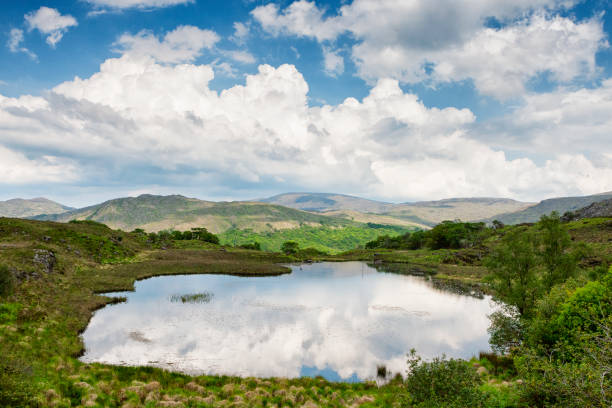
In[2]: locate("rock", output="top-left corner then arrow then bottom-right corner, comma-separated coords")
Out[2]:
476,366 -> 488,375
33,249 -> 56,274
42,236 -> 51,242
352,395 -> 375,405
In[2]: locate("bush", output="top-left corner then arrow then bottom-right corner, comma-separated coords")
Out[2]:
0,265 -> 14,297
405,350 -> 488,407
281,241 -> 299,255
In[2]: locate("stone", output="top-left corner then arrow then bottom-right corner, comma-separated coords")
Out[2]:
33,249 -> 56,274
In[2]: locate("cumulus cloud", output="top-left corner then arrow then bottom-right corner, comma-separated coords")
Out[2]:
252,0 -> 607,99
1,55 -> 611,200
6,28 -> 37,60
25,7 -> 77,47
114,25 -> 220,64
224,50 -> 256,64
85,0 -> 193,9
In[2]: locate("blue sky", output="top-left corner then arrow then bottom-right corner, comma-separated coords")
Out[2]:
1,0 -> 612,207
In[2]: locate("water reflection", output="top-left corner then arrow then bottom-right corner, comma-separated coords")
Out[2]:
81,262 -> 495,381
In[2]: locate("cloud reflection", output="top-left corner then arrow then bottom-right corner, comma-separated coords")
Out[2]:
81,262 -> 495,380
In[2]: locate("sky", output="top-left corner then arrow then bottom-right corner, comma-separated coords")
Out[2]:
1,0 -> 612,207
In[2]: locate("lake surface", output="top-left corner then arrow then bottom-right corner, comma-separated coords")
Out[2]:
81,262 -> 495,381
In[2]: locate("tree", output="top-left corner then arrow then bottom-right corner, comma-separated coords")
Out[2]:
485,228 -> 541,317
538,212 -> 576,290
281,241 -> 299,255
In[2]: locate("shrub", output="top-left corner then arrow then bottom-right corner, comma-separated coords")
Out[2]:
405,350 -> 488,407
281,241 -> 299,255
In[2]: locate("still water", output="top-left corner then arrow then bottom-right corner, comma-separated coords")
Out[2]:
80,262 -> 495,381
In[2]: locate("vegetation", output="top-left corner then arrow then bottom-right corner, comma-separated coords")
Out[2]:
220,224 -> 410,254
0,211 -> 610,407
169,292 -> 214,304
365,220 -> 487,251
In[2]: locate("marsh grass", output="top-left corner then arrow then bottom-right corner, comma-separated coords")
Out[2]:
170,292 -> 213,304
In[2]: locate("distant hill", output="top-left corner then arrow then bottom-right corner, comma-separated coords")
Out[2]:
34,194 -> 352,233
386,198 -> 533,226
259,192 -> 392,213
260,193 -> 532,226
0,197 -> 73,218
488,192 -> 612,225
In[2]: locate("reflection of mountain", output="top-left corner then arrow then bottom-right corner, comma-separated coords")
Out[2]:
81,262 -> 494,380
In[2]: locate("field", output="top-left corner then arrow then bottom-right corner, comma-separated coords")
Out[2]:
1,216 -> 610,407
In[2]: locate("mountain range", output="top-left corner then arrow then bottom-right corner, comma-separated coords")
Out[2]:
4,191 -> 611,233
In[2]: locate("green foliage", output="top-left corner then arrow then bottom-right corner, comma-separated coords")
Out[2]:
220,224 -> 409,254
281,241 -> 300,255
485,227 -> 541,317
0,357 -> 36,407
538,212 -> 576,289
487,308 -> 523,354
238,242 -> 261,250
365,221 -> 487,251
404,350 -> 488,407
427,221 -> 488,250
0,264 -> 14,297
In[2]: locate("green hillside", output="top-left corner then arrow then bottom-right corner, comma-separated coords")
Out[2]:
488,192 -> 612,225
0,198 -> 73,218
34,194 -> 351,234
219,224 -> 411,254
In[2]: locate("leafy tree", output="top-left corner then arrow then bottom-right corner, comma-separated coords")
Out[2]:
281,241 -> 299,255
191,227 -> 219,244
538,212 -> 576,290
485,228 -> 541,317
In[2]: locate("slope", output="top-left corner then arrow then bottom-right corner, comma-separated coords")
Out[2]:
488,192 -> 612,225
0,197 -> 73,218
34,194 -> 351,233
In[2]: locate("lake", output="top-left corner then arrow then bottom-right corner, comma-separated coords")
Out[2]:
80,261 -> 496,381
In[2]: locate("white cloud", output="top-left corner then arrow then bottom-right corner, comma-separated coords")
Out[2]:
25,7 -> 77,47
6,28 -> 37,60
224,50 -> 256,64
115,25 -> 220,64
252,0 -> 607,99
1,56 -> 611,200
85,0 -> 193,9
322,47 -> 344,77
480,79 -> 612,156
0,145 -> 77,184
230,22 -> 250,45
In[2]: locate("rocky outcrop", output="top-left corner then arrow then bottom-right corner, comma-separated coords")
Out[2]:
562,198 -> 612,221
32,249 -> 56,274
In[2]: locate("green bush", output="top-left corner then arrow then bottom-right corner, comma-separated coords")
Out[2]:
404,350 -> 488,407
281,241 -> 299,255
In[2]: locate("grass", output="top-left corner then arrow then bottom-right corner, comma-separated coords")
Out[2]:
0,217 -> 408,406
3,216 -> 609,406
169,292 -> 213,304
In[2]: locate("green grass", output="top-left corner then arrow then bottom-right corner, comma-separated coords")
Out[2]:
219,224 -> 411,254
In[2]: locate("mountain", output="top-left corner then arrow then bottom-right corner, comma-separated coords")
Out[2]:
260,192 -> 392,213
34,194 -> 352,233
488,192 -> 612,225
260,193 -> 533,226
386,198 -> 533,225
0,197 -> 73,218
